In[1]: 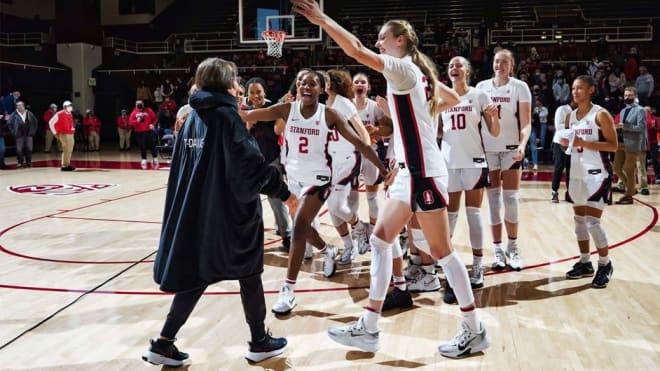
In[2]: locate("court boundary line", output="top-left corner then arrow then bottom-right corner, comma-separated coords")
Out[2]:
0,196 -> 656,295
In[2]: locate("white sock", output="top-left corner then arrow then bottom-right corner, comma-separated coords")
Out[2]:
580,253 -> 590,263
393,275 -> 406,291
507,238 -> 518,252
422,264 -> 435,274
362,309 -> 380,333
461,308 -> 480,332
285,279 -> 296,291
472,253 -> 483,269
410,254 -> 421,265
598,255 -> 610,266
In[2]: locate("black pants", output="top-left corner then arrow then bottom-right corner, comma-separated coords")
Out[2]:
135,131 -> 158,160
551,142 -> 571,192
160,274 -> 267,342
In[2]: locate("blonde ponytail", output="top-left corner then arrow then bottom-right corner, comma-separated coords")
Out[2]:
410,46 -> 441,117
385,20 -> 442,117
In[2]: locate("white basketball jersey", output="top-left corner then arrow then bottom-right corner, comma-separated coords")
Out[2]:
441,87 -> 490,169
568,104 -> 610,180
356,98 -> 385,127
284,101 -> 332,185
476,77 -> 531,152
386,55 -> 446,178
327,95 -> 358,155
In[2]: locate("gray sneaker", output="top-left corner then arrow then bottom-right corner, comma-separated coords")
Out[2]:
323,244 -> 338,277
328,316 -> 380,352
437,321 -> 491,359
337,245 -> 354,265
492,247 -> 507,270
353,221 -> 370,254
470,265 -> 484,289
407,269 -> 440,292
271,285 -> 296,315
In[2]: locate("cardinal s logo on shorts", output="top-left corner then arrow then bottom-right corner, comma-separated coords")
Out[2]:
422,190 -> 435,205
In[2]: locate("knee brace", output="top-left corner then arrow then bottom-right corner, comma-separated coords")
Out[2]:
586,215 -> 609,249
503,190 -> 519,224
574,215 -> 589,241
391,236 -> 403,259
466,206 -> 483,250
366,191 -> 379,220
487,187 -> 503,225
327,190 -> 352,222
368,234 -> 393,301
330,213 -> 345,228
411,228 -> 431,256
348,189 -> 360,215
448,211 -> 459,237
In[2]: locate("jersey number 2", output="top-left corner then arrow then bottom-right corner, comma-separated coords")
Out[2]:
299,136 -> 309,154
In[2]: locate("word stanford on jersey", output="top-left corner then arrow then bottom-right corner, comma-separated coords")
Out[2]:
289,126 -> 321,136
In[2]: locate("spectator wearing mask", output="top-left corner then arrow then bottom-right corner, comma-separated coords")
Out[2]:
49,100 -> 76,171
7,101 -> 38,168
613,87 -> 647,203
129,100 -> 159,169
117,109 -> 132,151
43,103 -> 61,153
83,109 -> 101,151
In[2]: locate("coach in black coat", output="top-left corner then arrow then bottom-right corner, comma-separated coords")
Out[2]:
144,57 -> 296,366
154,89 -> 292,292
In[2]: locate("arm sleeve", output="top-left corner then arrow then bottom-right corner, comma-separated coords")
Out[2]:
382,55 -> 417,91
49,114 -> 59,133
229,114 -> 291,203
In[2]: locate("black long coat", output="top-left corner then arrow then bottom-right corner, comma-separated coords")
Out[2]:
153,90 -> 291,292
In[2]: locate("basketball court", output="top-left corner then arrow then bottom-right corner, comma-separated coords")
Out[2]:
0,149 -> 658,370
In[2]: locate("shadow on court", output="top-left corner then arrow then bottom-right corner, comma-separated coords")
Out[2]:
473,275 -> 592,308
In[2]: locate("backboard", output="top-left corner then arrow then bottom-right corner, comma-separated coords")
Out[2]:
238,0 -> 323,44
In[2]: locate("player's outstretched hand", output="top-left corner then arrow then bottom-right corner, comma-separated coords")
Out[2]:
291,0 -> 325,25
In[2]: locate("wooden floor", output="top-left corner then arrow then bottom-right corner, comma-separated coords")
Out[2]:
1,149 -> 659,370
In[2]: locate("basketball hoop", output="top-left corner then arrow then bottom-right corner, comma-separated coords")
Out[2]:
262,30 -> 286,58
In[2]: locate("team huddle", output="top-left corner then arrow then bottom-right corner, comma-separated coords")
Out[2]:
142,0 -> 618,367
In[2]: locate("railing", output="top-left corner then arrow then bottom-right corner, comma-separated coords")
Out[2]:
0,60 -> 67,71
0,32 -> 46,47
103,37 -> 172,54
183,38 -> 254,53
490,25 -> 653,44
95,67 -> 189,74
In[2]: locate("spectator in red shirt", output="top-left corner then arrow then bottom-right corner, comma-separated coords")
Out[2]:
159,96 -> 177,115
117,109 -> 132,151
43,103 -> 61,152
129,100 -> 159,169
48,100 -> 76,171
83,109 -> 101,151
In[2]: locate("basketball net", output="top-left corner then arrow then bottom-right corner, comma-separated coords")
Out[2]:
262,30 -> 286,58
